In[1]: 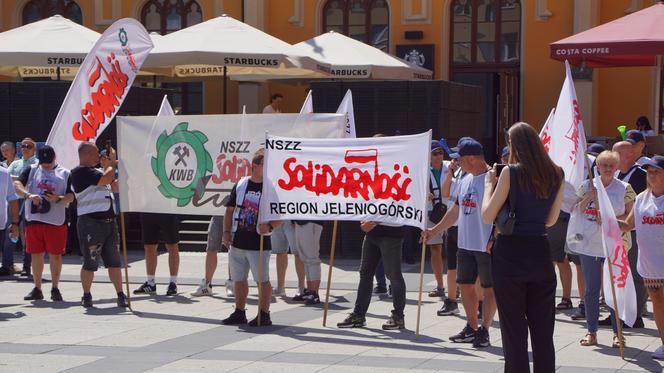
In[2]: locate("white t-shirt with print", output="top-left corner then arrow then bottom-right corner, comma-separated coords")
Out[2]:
634,191 -> 664,279
456,172 -> 492,252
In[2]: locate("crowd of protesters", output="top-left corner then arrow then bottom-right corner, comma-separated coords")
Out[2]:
1,114 -> 663,371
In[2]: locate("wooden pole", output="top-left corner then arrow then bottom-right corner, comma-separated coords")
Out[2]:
119,212 -> 131,309
322,220 -> 338,327
257,234 -> 264,326
585,155 -> 625,359
415,240 -> 427,337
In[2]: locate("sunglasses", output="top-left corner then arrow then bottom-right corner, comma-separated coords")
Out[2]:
20,144 -> 34,149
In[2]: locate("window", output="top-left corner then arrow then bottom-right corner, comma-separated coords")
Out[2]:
22,0 -> 83,25
140,0 -> 204,114
323,0 -> 390,52
451,0 -> 521,65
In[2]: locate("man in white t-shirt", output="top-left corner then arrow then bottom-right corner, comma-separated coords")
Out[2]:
424,137 -> 496,348
262,93 -> 283,113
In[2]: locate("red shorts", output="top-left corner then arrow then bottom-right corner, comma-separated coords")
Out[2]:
25,223 -> 68,255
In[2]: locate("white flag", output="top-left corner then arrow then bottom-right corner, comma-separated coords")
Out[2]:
46,18 -> 153,169
299,90 -> 313,114
543,61 -> 587,191
336,89 -> 357,138
594,176 -> 638,327
539,108 -> 555,153
157,94 -> 175,117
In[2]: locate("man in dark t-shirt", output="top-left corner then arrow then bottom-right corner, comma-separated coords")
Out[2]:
70,142 -> 128,308
221,153 -> 281,327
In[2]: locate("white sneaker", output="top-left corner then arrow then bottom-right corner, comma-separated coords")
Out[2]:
225,279 -> 235,298
191,280 -> 212,297
273,287 -> 286,296
653,344 -> 664,360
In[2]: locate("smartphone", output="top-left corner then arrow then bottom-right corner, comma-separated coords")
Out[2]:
495,164 -> 507,177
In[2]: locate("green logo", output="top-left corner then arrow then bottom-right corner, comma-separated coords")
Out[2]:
151,122 -> 214,207
118,28 -> 128,46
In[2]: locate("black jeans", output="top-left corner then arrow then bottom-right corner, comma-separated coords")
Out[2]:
492,235 -> 556,373
629,231 -> 647,316
354,234 -> 406,317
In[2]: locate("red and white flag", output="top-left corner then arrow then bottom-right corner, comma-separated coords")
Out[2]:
47,18 -> 153,169
594,176 -> 638,327
540,61 -> 587,190
336,89 -> 357,138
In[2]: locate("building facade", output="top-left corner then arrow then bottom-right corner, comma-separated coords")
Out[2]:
1,0 -> 662,139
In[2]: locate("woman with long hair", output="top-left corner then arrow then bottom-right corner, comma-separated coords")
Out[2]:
482,122 -> 564,373
620,155 -> 664,360
568,150 -> 635,349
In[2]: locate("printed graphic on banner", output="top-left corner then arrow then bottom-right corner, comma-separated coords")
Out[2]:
46,18 -> 154,170
260,132 -> 431,229
118,113 -> 346,215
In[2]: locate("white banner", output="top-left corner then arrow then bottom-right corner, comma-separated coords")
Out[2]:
540,61 -> 587,191
595,177 -> 638,327
46,18 -> 153,170
118,113 -> 346,215
259,131 -> 431,229
337,89 -> 357,138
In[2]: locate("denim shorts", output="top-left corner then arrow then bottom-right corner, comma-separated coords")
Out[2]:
78,215 -> 121,271
456,248 -> 492,288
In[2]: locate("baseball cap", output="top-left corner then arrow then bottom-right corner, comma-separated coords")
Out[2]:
431,140 -> 443,152
587,143 -> 606,156
449,138 -> 483,159
641,155 -> 664,170
501,146 -> 510,158
37,145 -> 55,164
625,130 -> 645,144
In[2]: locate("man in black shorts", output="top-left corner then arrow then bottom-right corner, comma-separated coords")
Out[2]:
133,213 -> 180,296
71,142 -> 128,308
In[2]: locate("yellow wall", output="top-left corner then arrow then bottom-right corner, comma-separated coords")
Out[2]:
0,0 -> 658,134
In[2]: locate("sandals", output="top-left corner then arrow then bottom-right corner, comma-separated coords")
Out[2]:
612,334 -> 626,348
556,297 -> 573,310
580,333 -> 597,346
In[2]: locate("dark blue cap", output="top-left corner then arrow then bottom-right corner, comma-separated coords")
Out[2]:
431,140 -> 442,152
626,130 -> 645,144
37,145 -> 55,164
587,143 -> 605,156
450,137 -> 483,159
642,155 -> 664,170
501,146 -> 510,158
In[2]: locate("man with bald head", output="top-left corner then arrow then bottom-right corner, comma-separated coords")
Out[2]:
610,140 -> 648,328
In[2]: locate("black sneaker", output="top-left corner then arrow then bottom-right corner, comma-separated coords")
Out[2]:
133,282 -> 156,295
81,293 -> 93,308
0,267 -> 11,276
382,311 -> 405,330
450,324 -> 477,343
373,285 -> 388,295
222,308 -> 248,325
337,313 -> 366,328
50,288 -> 63,301
428,287 -> 446,298
598,315 -> 612,326
437,299 -> 460,316
166,282 -> 178,296
292,289 -> 310,302
117,292 -> 129,308
571,307 -> 586,320
632,317 -> 645,329
472,326 -> 491,348
556,297 -> 573,310
303,292 -> 320,305
20,267 -> 31,277
24,287 -> 43,301
248,310 -> 272,327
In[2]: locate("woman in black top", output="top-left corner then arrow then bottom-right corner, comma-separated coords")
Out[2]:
482,122 -> 564,373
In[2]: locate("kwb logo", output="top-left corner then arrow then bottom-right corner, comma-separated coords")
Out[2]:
278,149 -> 412,201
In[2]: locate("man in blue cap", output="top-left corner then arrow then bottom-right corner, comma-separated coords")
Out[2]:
423,137 -> 496,348
625,130 -> 652,166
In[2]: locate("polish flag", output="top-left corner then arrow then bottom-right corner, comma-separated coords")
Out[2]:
594,176 -> 638,327
541,61 -> 587,191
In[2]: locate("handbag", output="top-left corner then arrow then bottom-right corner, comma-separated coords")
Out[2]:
495,165 -> 517,235
428,201 -> 447,223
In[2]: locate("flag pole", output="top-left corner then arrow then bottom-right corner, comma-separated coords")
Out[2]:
119,212 -> 131,309
415,240 -> 427,337
322,220 -> 338,327
585,155 -> 625,359
257,234 -> 264,327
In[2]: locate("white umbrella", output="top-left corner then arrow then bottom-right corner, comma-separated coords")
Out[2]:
0,15 -> 100,79
292,31 -> 433,80
143,14 -> 328,80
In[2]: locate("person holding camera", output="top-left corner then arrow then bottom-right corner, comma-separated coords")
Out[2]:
426,140 -> 449,299
482,122 -> 564,373
14,145 -> 74,302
